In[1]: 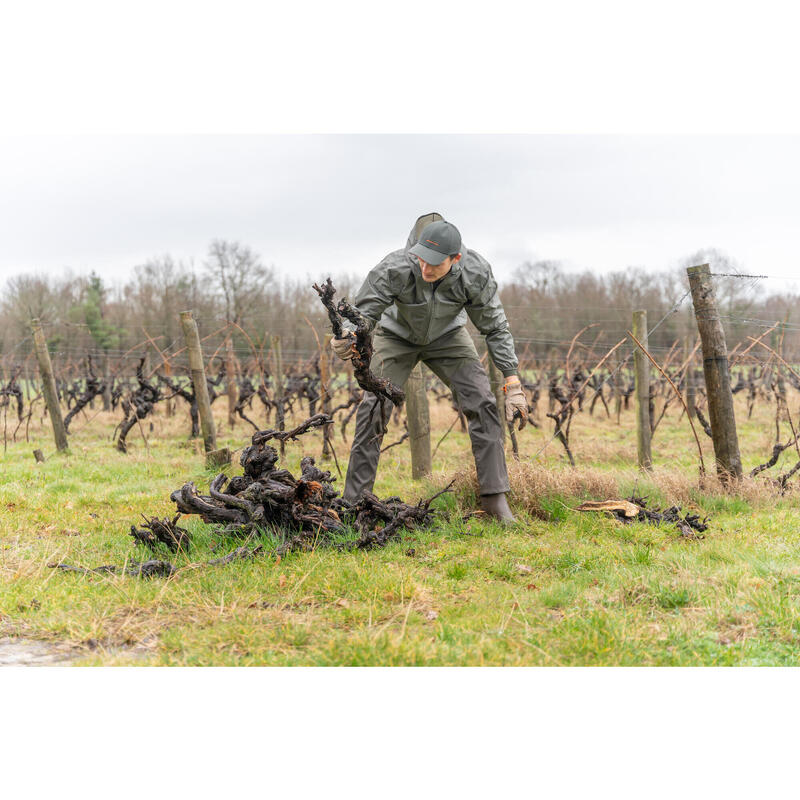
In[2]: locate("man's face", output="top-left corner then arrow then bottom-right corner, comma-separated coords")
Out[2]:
418,253 -> 461,283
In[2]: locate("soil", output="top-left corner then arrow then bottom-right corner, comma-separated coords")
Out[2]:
0,637 -> 78,666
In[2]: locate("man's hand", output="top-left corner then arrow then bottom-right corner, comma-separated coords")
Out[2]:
330,331 -> 356,361
503,375 -> 527,430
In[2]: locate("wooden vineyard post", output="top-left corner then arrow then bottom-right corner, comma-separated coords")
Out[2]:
179,311 -> 219,458
320,334 -> 333,459
270,335 -> 286,455
31,318 -> 68,453
632,310 -> 652,471
226,332 -> 237,429
487,351 -> 506,445
405,361 -> 432,479
684,335 -> 696,420
686,263 -> 742,481
613,350 -> 623,424
163,360 -> 175,417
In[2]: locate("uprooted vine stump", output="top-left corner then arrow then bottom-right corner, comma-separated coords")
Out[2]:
52,413 -> 454,581
313,277 -> 404,434
170,413 -> 452,554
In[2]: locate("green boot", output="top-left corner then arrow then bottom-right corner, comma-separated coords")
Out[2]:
480,492 -> 515,523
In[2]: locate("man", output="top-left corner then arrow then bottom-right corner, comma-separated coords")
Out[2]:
331,213 -> 527,522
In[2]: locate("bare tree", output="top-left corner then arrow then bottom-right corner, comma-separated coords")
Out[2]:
204,240 -> 272,326
204,240 -> 273,426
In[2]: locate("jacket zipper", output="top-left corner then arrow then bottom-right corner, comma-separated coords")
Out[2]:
424,282 -> 438,343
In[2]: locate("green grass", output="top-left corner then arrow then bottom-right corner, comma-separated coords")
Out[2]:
2,390 -> 800,666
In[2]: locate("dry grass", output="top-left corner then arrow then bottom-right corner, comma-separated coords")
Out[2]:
451,458 -> 797,519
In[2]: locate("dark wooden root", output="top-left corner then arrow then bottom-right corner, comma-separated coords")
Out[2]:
0,370 -> 24,422
158,371 -> 222,439
157,374 -> 200,437
614,495 -> 709,540
63,356 -> 106,433
207,545 -> 263,566
508,422 -> 520,460
234,376 -> 261,431
115,358 -> 161,453
777,460 -> 800,493
381,422 -> 409,453
50,546 -> 264,577
130,514 -> 191,554
337,392 -> 362,441
750,434 -> 800,478
547,379 -> 576,466
57,413 -> 453,578
170,414 -> 452,554
347,479 -> 455,550
694,406 -> 713,438
313,278 -> 405,433
50,560 -> 175,578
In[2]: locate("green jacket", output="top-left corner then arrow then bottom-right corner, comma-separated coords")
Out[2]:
354,224 -> 519,377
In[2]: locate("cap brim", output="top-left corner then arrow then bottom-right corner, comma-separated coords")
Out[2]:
409,242 -> 448,265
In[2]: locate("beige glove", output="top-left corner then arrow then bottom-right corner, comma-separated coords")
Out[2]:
330,331 -> 356,361
503,375 -> 527,430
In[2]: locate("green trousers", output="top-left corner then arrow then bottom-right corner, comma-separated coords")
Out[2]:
343,326 -> 510,501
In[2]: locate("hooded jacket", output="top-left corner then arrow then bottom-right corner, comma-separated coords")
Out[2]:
353,222 -> 519,377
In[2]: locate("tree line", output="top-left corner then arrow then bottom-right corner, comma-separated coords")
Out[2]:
1,240 -> 797,374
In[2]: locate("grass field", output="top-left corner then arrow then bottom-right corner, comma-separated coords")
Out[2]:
2,389 -> 800,666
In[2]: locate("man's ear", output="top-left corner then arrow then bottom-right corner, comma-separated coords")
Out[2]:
452,253 -> 462,263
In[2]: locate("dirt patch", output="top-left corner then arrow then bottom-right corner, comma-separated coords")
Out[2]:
0,637 -> 79,666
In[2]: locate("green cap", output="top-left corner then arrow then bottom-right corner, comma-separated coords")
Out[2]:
409,220 -> 462,266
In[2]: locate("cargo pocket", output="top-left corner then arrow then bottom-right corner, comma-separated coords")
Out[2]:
394,301 -> 430,344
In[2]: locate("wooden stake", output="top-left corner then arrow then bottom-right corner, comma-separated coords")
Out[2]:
684,335 -> 697,420
405,361 -> 432,479
179,310 -> 217,454
633,310 -> 652,471
686,263 -> 742,481
30,318 -> 68,452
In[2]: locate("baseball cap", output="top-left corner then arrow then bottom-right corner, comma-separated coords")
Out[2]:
409,220 -> 462,266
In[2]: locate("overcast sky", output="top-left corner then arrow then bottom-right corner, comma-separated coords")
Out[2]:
0,134 -> 798,294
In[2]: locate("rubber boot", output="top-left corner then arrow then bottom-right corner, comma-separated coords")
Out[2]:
479,492 -> 515,523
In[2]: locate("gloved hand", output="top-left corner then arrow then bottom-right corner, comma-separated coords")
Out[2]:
503,375 -> 527,430
330,331 -> 356,361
